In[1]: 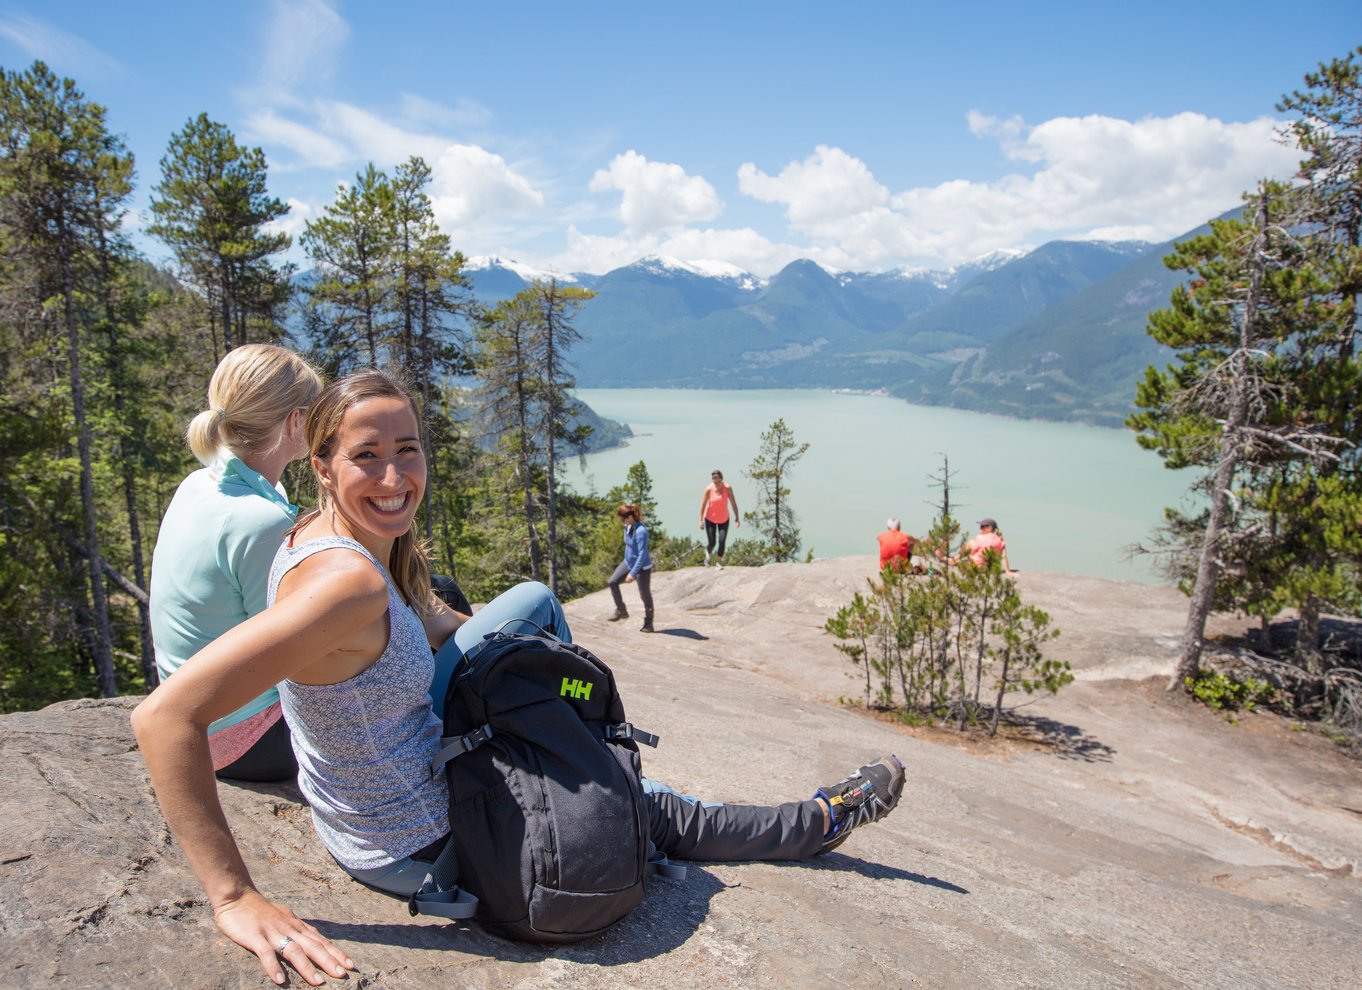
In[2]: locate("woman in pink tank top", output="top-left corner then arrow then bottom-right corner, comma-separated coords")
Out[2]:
697,469 -> 740,567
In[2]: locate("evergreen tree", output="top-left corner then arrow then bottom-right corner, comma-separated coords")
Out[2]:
746,418 -> 809,562
1131,53 -> 1362,689
147,113 -> 292,354
0,62 -> 133,697
389,156 -> 471,540
302,163 -> 397,369
825,502 -> 1066,735
474,293 -> 547,583
531,278 -> 594,593
1272,48 -> 1362,669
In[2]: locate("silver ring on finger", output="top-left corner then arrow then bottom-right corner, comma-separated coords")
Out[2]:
276,935 -> 294,954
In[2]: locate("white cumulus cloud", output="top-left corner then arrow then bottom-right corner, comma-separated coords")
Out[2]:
723,112 -> 1301,270
890,111 -> 1299,260
738,145 -> 890,236
265,198 -> 314,242
242,109 -> 351,170
589,151 -> 722,236
429,144 -> 545,231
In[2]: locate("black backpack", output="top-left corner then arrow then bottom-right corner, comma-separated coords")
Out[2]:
409,628 -> 683,943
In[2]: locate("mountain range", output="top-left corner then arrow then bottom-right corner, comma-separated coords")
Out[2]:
465,217 -> 1220,429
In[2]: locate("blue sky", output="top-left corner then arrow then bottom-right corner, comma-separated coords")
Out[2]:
4,2 -> 1358,276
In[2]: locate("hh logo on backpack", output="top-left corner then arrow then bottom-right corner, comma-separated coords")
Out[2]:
560,676 -> 593,700
414,631 -> 679,943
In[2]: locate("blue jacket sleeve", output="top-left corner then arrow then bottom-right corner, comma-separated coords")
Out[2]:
629,524 -> 651,577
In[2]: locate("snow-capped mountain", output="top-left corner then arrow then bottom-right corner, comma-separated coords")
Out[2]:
460,235 -> 1183,427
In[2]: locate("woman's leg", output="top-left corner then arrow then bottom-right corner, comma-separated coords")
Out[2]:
715,521 -> 730,559
705,520 -> 718,555
635,568 -> 654,614
636,568 -> 654,631
642,778 -> 826,861
607,561 -> 630,615
429,581 -> 572,718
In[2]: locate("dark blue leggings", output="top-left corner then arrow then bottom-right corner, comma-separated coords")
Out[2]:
705,520 -> 730,558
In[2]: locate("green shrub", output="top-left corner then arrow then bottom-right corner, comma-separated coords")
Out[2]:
1184,671 -> 1272,714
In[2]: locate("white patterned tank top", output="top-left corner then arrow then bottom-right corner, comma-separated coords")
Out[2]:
268,535 -> 448,870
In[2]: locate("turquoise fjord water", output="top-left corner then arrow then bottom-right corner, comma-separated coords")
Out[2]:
564,389 -> 1194,585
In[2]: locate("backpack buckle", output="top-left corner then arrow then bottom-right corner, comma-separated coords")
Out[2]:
459,724 -> 493,753
605,722 -> 660,748
431,723 -> 495,774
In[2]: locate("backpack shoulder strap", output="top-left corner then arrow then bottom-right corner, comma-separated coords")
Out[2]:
407,837 -> 479,920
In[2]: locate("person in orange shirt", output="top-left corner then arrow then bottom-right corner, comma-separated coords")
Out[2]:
962,517 -> 1014,572
698,469 -> 740,568
877,518 -> 915,572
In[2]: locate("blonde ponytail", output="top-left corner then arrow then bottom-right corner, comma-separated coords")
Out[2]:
188,344 -> 323,465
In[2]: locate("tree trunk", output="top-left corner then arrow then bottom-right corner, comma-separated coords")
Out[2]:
1168,196 -> 1268,691
220,284 -> 234,352
97,213 -> 156,688
419,291 -> 434,543
1296,593 -> 1324,677
61,244 -> 117,697
513,342 -> 542,582
990,652 -> 1009,737
543,289 -> 559,595
1169,444 -> 1239,689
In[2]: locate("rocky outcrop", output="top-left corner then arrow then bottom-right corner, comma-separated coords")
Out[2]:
2,559 -> 1359,989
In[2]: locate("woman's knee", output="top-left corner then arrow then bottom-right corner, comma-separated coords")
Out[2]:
505,580 -> 554,600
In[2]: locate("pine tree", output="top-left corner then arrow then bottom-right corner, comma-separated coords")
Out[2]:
530,278 -> 594,593
0,62 -> 133,696
1271,48 -> 1362,670
1131,52 -> 1362,689
302,163 -> 397,369
474,292 -> 548,583
147,113 -> 292,353
746,418 -> 809,562
1134,187 -> 1315,685
389,156 -> 471,540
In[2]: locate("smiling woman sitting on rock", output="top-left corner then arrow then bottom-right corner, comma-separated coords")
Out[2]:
133,368 -> 904,986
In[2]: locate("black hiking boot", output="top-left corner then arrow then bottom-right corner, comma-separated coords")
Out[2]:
640,612 -> 654,633
817,754 -> 905,852
608,608 -> 629,622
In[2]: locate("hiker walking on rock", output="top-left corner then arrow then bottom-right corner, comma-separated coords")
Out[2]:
607,502 -> 655,632
698,468 -> 740,567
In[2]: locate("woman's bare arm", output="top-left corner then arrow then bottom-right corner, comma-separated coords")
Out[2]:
132,557 -> 386,985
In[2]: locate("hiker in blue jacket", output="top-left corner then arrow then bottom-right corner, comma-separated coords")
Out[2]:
133,369 -> 904,987
607,502 -> 655,632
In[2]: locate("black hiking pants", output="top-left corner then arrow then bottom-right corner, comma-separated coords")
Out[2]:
643,779 -> 827,861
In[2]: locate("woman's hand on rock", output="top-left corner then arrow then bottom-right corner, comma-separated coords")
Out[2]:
215,889 -> 354,985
